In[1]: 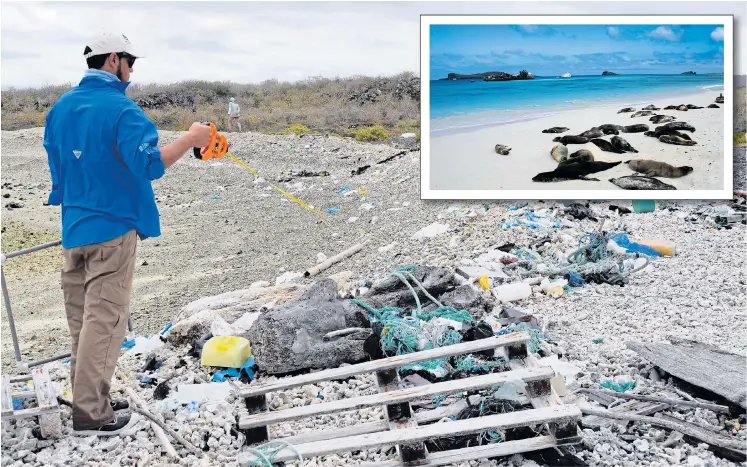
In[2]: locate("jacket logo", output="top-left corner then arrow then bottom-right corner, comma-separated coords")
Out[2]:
73,150 -> 82,159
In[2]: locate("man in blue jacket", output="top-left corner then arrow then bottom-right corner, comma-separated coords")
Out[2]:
44,32 -> 211,435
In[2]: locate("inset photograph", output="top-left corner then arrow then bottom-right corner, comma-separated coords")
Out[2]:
421,15 -> 734,199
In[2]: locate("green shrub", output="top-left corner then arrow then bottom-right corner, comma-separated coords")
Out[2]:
352,125 -> 389,142
735,132 -> 747,147
282,123 -> 311,135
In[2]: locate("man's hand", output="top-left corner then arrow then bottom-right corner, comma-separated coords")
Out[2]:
187,122 -> 212,148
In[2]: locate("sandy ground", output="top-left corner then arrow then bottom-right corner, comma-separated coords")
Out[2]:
430,90 -> 725,191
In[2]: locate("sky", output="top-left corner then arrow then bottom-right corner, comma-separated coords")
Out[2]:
0,1 -> 744,89
430,24 -> 727,77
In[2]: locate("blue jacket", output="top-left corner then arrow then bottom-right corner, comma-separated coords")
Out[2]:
44,69 -> 166,249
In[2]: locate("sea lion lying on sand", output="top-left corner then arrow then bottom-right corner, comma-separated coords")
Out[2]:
611,136 -> 638,153
542,127 -> 570,133
617,107 -> 636,114
687,104 -> 704,109
664,105 -> 678,110
626,159 -> 693,178
642,105 -> 660,111
609,175 -> 677,190
494,144 -> 511,155
578,127 -> 604,139
551,144 -> 568,162
602,128 -> 620,135
650,115 -> 676,124
590,138 -> 624,154
716,94 -> 724,104
660,122 -> 696,132
622,124 -> 649,133
631,110 -> 654,118
644,126 -> 693,139
552,135 -> 590,144
559,149 -> 594,164
533,160 -> 621,182
597,124 -> 624,132
659,135 -> 697,146
677,105 -> 689,111
708,104 -> 720,108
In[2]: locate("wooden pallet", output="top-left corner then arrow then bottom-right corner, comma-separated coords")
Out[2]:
1,366 -> 62,438
236,331 -> 582,465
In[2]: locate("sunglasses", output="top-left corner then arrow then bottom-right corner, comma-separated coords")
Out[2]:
116,53 -> 136,68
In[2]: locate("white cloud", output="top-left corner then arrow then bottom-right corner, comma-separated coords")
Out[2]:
1,1 -> 743,89
607,26 -> 620,38
646,26 -> 683,42
711,27 -> 725,42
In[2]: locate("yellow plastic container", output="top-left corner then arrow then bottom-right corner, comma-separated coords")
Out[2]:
201,336 -> 252,368
478,275 -> 490,291
636,239 -> 676,256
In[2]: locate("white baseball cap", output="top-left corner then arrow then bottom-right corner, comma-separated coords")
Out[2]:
84,32 -> 144,58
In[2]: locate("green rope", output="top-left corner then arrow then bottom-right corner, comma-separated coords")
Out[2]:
243,440 -> 303,466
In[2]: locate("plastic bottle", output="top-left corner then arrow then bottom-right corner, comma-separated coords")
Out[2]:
494,283 -> 532,303
635,239 -> 676,256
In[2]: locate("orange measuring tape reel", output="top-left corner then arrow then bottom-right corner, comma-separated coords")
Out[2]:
193,122 -> 230,160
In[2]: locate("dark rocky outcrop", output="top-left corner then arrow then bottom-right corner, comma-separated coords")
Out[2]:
601,71 -> 618,76
442,70 -> 534,82
681,71 -> 697,75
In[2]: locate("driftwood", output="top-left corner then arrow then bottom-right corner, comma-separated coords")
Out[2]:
578,388 -> 730,413
124,387 -> 180,458
304,243 -> 363,277
627,337 -> 747,409
581,407 -> 747,460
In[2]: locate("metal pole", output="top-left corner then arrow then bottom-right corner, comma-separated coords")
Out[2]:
1,267 -> 23,363
25,352 -> 72,369
2,240 -> 61,260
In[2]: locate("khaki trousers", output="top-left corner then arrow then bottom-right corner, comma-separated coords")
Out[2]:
228,116 -> 242,132
61,230 -> 137,429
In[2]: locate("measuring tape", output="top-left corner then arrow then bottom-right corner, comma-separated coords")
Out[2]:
225,152 -> 324,217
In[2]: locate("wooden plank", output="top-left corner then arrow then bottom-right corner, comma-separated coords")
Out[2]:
360,435 -> 563,466
239,366 -> 554,429
273,395 -> 491,444
252,405 -> 581,463
1,405 -> 58,420
582,400 -> 670,429
627,338 -> 747,409
275,420 -> 390,445
239,333 -> 530,399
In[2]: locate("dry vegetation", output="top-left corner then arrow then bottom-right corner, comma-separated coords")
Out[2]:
1,73 -> 421,141
735,87 -> 746,147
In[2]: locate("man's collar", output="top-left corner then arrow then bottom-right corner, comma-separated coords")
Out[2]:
81,69 -> 131,92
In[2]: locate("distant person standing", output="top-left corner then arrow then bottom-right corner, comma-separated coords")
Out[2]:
228,97 -> 241,132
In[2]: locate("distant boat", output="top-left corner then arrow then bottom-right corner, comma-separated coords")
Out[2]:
561,72 -> 571,78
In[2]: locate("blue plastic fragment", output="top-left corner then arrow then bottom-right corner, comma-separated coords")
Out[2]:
122,339 -> 136,349
12,398 -> 23,410
212,356 -> 256,382
327,207 -> 340,214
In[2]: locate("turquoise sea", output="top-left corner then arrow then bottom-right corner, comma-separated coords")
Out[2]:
430,74 -> 724,135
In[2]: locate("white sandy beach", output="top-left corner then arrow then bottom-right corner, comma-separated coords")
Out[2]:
429,90 -> 725,191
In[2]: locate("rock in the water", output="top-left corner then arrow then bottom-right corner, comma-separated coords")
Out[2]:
247,279 -> 372,375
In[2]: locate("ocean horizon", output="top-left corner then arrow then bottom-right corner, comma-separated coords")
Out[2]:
429,73 -> 725,136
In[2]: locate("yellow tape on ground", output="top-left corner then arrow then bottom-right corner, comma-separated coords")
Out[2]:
226,152 -> 325,216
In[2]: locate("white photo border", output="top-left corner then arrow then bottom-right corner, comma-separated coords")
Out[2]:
420,14 -> 735,200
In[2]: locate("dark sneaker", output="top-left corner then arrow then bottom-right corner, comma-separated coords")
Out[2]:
58,397 -> 129,412
72,413 -> 139,437
111,399 -> 130,412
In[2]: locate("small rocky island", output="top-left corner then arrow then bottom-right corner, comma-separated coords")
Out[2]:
602,71 -> 618,76
681,71 -> 697,75
441,70 -> 534,81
